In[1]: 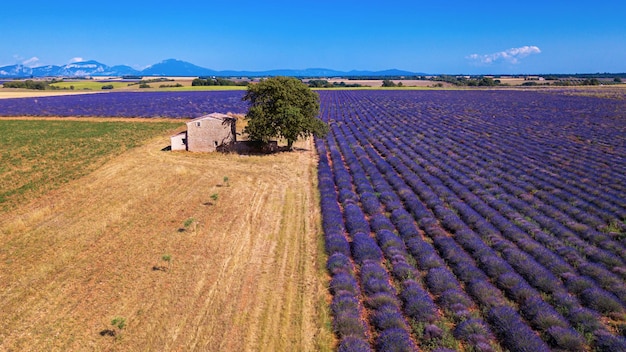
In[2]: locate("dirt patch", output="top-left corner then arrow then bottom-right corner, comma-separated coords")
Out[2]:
0,134 -> 333,351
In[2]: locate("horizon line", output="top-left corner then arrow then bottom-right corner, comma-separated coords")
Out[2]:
1,58 -> 625,77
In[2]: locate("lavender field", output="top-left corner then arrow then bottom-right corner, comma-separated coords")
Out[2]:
1,88 -> 626,351
0,91 -> 248,117
317,90 -> 626,351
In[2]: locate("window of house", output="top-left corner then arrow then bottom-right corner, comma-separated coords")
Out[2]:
196,122 -> 201,127
214,141 -> 218,147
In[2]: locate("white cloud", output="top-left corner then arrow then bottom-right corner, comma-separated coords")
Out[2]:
69,57 -> 84,63
467,46 -> 541,65
20,56 -> 40,67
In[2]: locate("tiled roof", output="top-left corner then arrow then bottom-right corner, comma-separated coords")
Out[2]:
188,112 -> 233,124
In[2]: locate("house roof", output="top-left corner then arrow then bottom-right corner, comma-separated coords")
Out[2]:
171,131 -> 186,138
187,112 -> 235,125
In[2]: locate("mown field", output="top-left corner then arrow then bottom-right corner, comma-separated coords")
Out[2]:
0,118 -> 181,210
0,117 -> 333,351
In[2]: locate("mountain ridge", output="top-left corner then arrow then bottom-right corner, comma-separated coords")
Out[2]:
0,58 -> 425,78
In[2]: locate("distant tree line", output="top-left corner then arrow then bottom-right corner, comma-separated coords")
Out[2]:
431,76 -> 500,86
345,75 -> 425,80
159,83 -> 184,88
2,79 -> 70,90
192,78 -> 248,86
382,79 -> 404,87
307,79 -> 363,88
128,77 -> 173,86
3,80 -> 52,90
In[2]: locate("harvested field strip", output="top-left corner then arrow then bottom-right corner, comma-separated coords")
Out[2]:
0,118 -> 183,211
0,130 -> 333,351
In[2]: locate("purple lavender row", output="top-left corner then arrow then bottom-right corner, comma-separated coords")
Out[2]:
341,98 -> 577,352
401,138 -> 626,350
377,123 -> 625,348
437,106 -> 626,196
344,90 -> 624,350
0,91 -> 248,117
353,90 -> 626,219
324,126 -> 419,351
430,94 -> 626,224
453,150 -> 626,278
330,122 -> 473,350
360,92 -> 625,214
481,145 -> 626,227
323,120 -> 417,350
352,89 -> 614,266
439,120 -> 626,232
332,90 -> 626,350
419,127 -> 626,269
317,138 -> 373,352
431,136 -> 626,267
455,108 -> 626,203
338,88 -> 623,230
322,93 -> 460,350
423,144 -> 626,303
325,91 -> 549,351
349,92 -> 626,348
331,121 -> 503,351
380,114 -> 626,304
392,112 -> 626,293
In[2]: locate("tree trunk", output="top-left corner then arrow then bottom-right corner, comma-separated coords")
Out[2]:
287,139 -> 294,150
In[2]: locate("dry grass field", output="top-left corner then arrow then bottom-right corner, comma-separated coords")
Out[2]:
325,78 -> 447,88
0,122 -> 333,351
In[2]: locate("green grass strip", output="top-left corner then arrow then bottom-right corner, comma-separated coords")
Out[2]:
0,119 -> 181,211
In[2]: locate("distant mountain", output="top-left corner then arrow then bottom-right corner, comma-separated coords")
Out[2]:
141,59 -> 217,76
32,65 -> 61,77
257,68 -> 348,77
348,68 -> 419,76
0,58 -> 425,78
0,60 -> 136,78
0,64 -> 33,77
109,65 -> 141,76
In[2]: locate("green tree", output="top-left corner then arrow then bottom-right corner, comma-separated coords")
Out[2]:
478,77 -> 497,86
243,76 -> 328,150
382,79 -> 397,87
307,79 -> 332,88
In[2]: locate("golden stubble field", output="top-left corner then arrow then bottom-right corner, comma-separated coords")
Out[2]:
0,127 -> 333,351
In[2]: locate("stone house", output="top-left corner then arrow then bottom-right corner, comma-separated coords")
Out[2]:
171,113 -> 237,152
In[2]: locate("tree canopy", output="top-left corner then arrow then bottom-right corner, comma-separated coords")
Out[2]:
243,76 -> 328,150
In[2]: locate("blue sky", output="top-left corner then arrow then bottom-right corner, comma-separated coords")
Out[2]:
1,1 -> 625,74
